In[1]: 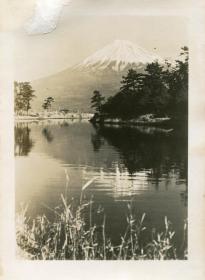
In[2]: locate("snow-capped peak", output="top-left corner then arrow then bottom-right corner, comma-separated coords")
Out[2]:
74,40 -> 162,72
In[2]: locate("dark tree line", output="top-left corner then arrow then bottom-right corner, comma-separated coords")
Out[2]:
91,47 -> 188,120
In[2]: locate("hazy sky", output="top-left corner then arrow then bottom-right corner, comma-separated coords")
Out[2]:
4,0 -> 191,81
5,0 -> 193,30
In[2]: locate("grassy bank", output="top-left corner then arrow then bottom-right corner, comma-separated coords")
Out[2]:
16,178 -> 187,260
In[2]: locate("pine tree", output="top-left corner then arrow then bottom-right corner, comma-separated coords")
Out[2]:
120,69 -> 144,94
42,97 -> 55,111
166,46 -> 188,118
140,62 -> 169,115
91,90 -> 105,114
14,82 -> 36,115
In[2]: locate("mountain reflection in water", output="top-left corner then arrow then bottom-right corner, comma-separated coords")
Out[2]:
15,120 -> 187,246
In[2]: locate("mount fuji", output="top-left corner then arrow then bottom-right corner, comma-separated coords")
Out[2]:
31,40 -> 163,111
75,40 -> 162,72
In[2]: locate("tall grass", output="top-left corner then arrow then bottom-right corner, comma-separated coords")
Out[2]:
16,175 -> 187,260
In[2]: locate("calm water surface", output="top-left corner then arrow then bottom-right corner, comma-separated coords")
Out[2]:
15,120 -> 187,247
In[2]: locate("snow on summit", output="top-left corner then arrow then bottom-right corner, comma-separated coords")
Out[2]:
75,40 -> 162,72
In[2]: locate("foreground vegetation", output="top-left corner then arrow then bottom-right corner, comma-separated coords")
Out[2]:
16,177 -> 187,260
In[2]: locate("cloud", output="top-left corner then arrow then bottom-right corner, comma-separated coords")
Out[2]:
25,0 -> 71,35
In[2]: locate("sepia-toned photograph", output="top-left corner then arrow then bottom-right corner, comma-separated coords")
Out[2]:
13,2 -> 190,261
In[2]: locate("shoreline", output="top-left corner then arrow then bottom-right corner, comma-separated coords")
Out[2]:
90,114 -> 188,128
15,116 -> 92,121
90,117 -> 172,128
15,115 -> 187,130
15,112 -> 94,122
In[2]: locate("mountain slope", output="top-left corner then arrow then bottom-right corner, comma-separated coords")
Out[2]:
32,69 -> 122,111
31,40 -> 162,111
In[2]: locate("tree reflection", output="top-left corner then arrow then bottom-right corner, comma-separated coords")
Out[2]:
15,123 -> 34,156
42,127 -> 54,143
90,124 -> 188,183
91,131 -> 104,152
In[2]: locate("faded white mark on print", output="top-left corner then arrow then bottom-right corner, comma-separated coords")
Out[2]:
25,0 -> 71,35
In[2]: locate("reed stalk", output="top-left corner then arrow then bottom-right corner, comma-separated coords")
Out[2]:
16,176 -> 187,260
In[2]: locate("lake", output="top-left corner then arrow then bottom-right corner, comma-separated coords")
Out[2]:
15,119 -> 187,253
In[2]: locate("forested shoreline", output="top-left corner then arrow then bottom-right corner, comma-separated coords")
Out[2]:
90,47 -> 188,125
